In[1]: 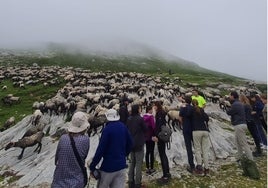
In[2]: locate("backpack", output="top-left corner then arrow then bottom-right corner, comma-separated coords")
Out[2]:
158,125 -> 172,143
240,154 -> 260,180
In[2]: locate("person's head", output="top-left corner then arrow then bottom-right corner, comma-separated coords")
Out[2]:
239,94 -> 250,105
68,111 -> 90,134
154,101 -> 163,112
249,93 -> 258,102
105,109 -> 120,121
260,93 -> 267,104
192,99 -> 201,114
146,105 -> 153,113
184,96 -> 192,104
192,89 -> 199,97
131,104 -> 141,115
230,91 -> 239,101
122,96 -> 130,105
192,99 -> 198,107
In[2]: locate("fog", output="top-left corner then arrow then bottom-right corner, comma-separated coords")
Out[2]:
0,0 -> 266,82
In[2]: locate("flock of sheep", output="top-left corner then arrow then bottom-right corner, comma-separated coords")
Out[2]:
0,64 -> 260,160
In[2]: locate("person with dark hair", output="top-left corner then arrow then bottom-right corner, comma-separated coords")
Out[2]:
191,99 -> 210,176
89,109 -> 133,188
126,104 -> 147,188
249,94 -> 267,149
52,111 -> 90,188
240,94 -> 262,157
226,91 -> 253,161
119,97 -> 130,124
143,105 -> 156,175
152,101 -> 171,184
178,96 -> 195,173
191,89 -> 206,108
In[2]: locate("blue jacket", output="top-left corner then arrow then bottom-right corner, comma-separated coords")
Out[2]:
179,104 -> 194,134
89,121 -> 133,172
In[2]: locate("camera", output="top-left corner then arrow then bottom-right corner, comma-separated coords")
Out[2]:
92,169 -> 101,180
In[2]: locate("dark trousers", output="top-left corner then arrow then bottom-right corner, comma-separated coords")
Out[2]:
183,132 -> 195,169
145,140 -> 155,169
260,115 -> 267,133
247,120 -> 261,152
157,140 -> 170,177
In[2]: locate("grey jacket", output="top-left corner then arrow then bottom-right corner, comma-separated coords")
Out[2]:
227,100 -> 246,125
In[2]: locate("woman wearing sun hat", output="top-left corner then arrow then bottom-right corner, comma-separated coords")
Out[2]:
89,108 -> 133,188
52,111 -> 90,188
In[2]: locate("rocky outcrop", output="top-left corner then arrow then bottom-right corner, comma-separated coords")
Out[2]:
0,102 -> 241,187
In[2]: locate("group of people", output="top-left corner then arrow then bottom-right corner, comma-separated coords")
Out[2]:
50,89 -> 267,188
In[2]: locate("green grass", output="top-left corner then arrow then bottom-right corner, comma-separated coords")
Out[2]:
144,155 -> 267,188
0,79 -> 66,129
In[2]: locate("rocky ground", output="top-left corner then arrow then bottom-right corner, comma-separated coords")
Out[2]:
0,103 -> 266,188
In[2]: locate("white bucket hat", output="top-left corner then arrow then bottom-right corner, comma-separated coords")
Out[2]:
68,112 -> 90,133
105,109 -> 120,121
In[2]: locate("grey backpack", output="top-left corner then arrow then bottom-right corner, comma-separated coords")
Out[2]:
158,125 -> 172,143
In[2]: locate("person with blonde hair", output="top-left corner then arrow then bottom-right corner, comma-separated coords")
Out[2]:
240,94 -> 262,157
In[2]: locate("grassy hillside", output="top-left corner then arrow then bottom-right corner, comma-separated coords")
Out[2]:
0,50 -> 266,129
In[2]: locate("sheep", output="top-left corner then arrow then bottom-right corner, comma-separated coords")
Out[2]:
167,110 -> 181,132
0,117 -> 15,131
31,109 -> 43,126
5,131 -> 45,160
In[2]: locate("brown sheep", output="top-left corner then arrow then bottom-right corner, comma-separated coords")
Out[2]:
5,131 -> 45,160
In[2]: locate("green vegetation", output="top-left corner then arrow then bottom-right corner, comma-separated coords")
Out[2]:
144,156 -> 267,188
0,51 -> 266,129
0,50 -> 266,187
0,79 -> 66,129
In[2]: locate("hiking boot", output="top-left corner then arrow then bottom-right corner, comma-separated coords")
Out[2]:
194,165 -> 204,176
252,151 -> 262,157
204,168 -> 210,176
146,169 -> 151,174
157,177 -> 170,185
186,166 -> 195,173
149,169 -> 156,174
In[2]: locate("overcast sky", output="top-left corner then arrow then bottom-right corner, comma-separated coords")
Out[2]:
0,0 -> 266,82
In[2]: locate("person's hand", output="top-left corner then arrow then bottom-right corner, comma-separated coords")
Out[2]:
90,171 -> 95,179
178,96 -> 185,102
152,136 -> 158,142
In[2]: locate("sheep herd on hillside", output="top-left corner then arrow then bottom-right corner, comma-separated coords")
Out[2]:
0,64 -> 261,159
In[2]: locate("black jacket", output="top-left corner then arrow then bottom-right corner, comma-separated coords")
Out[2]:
126,115 -> 147,152
155,110 -> 167,137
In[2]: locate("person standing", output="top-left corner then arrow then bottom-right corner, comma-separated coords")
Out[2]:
249,94 -> 267,149
143,105 -> 156,174
119,96 -> 130,124
240,94 -> 262,157
191,89 -> 206,108
89,109 -> 133,188
191,99 -> 210,176
260,93 -> 267,132
127,104 -> 147,188
152,101 -> 171,184
226,91 -> 253,161
178,96 -> 195,173
52,111 -> 90,188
